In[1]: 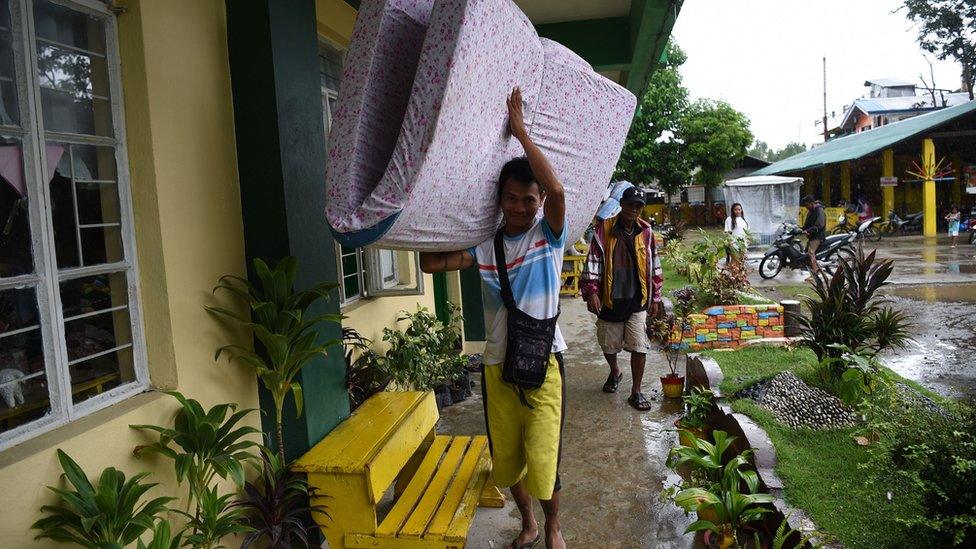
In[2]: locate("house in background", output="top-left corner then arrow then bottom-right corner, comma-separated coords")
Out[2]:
833,78 -> 972,137
0,1 -> 681,546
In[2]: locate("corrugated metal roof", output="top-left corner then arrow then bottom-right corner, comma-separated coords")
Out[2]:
864,78 -> 915,88
754,99 -> 976,176
855,92 -> 971,114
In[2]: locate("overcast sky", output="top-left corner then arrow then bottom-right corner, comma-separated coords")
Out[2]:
671,0 -> 965,150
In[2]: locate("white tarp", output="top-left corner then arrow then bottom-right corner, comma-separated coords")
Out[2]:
723,175 -> 803,245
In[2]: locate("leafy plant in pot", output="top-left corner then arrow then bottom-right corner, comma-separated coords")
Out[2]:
669,430 -> 775,548
650,286 -> 698,398
342,327 -> 389,412
675,386 -> 716,446
378,304 -> 466,409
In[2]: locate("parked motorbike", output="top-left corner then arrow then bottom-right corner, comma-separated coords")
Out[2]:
882,211 -> 924,236
758,223 -> 856,279
831,214 -> 882,242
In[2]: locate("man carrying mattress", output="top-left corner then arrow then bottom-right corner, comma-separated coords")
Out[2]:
420,87 -> 566,549
580,188 -> 664,411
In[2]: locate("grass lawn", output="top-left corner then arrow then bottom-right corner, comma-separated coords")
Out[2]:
703,346 -> 928,548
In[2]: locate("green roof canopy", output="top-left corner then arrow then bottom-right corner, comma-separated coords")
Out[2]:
754,100 -> 976,176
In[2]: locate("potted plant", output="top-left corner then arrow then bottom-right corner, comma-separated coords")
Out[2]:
670,430 -> 775,548
650,286 -> 698,398
342,327 -> 389,411
378,305 -> 466,410
675,386 -> 715,447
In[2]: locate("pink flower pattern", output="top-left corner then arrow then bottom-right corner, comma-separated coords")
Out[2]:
325,0 -> 637,251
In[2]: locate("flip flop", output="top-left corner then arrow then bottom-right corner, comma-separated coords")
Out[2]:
628,392 -> 652,411
602,372 -> 623,393
510,533 -> 541,549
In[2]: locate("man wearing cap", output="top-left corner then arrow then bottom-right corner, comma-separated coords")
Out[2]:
580,187 -> 664,411
801,195 -> 826,277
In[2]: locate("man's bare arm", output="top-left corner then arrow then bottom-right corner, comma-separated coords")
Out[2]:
419,250 -> 476,273
507,87 -> 565,236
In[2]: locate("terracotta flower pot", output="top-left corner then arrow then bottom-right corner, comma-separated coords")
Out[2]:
703,528 -> 735,549
661,374 -> 684,398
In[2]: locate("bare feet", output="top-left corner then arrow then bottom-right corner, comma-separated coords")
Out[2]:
545,522 -> 566,549
512,520 -> 539,548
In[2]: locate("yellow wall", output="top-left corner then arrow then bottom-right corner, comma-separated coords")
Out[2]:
342,274 -> 438,353
0,1 -> 260,547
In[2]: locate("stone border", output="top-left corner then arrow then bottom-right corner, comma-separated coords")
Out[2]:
685,354 -> 824,547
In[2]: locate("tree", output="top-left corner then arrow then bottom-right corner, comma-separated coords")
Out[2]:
900,0 -> 976,100
768,142 -> 807,162
747,140 -> 770,160
615,42 -> 692,199
680,99 -> 753,187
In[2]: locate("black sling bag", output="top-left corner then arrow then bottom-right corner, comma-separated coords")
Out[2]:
493,230 -> 559,408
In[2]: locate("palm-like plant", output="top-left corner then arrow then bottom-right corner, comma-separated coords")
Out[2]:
178,486 -> 252,549
131,391 -> 261,511
32,450 -> 174,548
208,256 -> 342,460
671,431 -> 775,547
795,245 -> 911,372
237,449 -> 329,548
137,520 -> 183,549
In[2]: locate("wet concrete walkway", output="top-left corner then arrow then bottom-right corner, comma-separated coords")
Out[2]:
438,298 -> 694,548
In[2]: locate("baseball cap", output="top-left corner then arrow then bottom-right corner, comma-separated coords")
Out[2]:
801,194 -> 817,205
621,187 -> 646,205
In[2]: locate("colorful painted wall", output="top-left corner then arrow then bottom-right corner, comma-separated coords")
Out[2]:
678,304 -> 785,351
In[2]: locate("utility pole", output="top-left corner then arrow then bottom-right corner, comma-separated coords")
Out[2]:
822,56 -> 828,142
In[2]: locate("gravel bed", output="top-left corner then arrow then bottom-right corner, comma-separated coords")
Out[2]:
734,372 -> 858,430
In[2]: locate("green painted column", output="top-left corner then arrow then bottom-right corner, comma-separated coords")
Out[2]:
459,266 -> 486,343
226,0 -> 348,461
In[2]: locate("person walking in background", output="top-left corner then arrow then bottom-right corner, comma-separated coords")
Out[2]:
946,206 -> 961,248
801,195 -> 826,280
580,187 -> 664,411
723,202 -> 749,265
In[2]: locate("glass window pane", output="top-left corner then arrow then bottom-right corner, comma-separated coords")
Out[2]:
342,274 -> 359,301
0,0 -> 21,127
59,272 -> 134,404
33,1 -> 112,137
379,249 -> 397,286
0,136 -> 34,277
0,287 -> 50,433
318,42 -> 342,93
48,142 -> 123,268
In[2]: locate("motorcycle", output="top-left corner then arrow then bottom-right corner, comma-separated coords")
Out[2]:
882,211 -> 924,236
831,214 -> 882,242
758,223 -> 856,280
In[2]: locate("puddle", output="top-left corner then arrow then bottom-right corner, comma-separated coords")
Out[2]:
883,283 -> 976,304
879,286 -> 976,397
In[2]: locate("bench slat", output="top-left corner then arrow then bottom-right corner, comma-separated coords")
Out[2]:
376,436 -> 451,537
293,392 -> 429,474
399,436 -> 470,538
444,439 -> 493,542
426,436 -> 488,537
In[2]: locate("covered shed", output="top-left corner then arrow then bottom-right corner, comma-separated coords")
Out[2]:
753,100 -> 976,236
723,175 -> 803,245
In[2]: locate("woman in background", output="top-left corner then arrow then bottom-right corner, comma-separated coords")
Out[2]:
724,202 -> 749,265
945,205 -> 961,248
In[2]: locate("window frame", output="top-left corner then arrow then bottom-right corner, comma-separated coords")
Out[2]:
0,0 -> 148,451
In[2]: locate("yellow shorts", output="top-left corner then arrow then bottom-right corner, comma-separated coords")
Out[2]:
481,353 -> 564,501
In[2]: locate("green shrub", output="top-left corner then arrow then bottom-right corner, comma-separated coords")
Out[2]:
379,304 -> 466,391
795,246 -> 910,375
866,401 -> 976,545
32,450 -> 174,548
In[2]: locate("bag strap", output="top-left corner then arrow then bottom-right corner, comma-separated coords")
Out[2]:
493,230 -> 518,311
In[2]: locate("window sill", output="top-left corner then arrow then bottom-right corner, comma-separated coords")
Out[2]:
0,390 -> 165,469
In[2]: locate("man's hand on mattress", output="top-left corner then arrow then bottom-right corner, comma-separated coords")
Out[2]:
507,87 -> 528,141
419,250 -> 476,273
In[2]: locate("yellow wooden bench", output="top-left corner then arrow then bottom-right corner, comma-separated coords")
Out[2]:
560,255 -> 586,296
293,391 -> 504,548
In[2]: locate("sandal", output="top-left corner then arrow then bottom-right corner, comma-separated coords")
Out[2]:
602,372 -> 623,393
628,392 -> 652,411
510,533 -> 541,549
